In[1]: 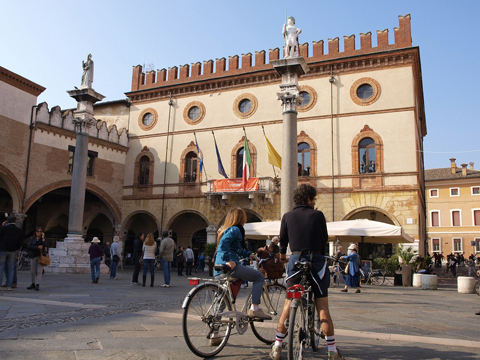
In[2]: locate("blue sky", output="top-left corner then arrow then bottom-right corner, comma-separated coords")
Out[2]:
1,0 -> 479,170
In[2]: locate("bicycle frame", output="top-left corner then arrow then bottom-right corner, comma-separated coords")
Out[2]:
182,277 -> 279,335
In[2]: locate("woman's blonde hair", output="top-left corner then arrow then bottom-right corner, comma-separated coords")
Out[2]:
218,208 -> 247,241
144,233 -> 155,246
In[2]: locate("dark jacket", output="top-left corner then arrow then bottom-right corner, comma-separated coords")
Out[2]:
0,224 -> 24,252
88,244 -> 103,260
279,205 -> 328,255
132,238 -> 143,265
104,245 -> 111,258
27,237 -> 47,258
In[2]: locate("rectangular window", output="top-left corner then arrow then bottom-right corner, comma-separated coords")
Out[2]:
474,210 -> 480,226
453,238 -> 462,252
432,238 -> 440,252
452,211 -> 461,226
429,189 -> 438,198
67,145 -> 97,177
475,238 -> 480,253
431,211 -> 440,227
450,188 -> 459,197
472,186 -> 480,195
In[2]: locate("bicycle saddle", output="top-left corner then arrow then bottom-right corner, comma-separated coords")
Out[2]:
214,264 -> 232,273
293,261 -> 312,270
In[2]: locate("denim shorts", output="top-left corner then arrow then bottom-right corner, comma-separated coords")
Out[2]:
286,253 -> 330,298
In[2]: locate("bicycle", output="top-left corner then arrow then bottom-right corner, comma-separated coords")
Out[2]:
154,256 -> 162,272
286,260 -> 323,360
364,268 -> 386,285
17,251 -> 30,269
182,263 -> 287,358
327,256 -> 346,287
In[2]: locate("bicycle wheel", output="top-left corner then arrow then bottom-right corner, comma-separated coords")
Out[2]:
182,284 -> 232,358
475,280 -> 480,296
287,298 -> 307,360
310,301 -> 321,352
251,283 -> 287,344
371,272 -> 386,286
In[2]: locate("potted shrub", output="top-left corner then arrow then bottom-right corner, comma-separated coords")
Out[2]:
394,245 -> 417,286
203,243 -> 217,277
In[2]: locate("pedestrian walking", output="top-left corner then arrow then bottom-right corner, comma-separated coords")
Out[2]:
110,236 -> 121,279
88,237 -> 103,283
26,227 -> 47,291
131,233 -> 144,285
468,254 -> 476,277
450,254 -> 457,277
159,230 -> 175,287
176,246 -> 185,276
142,233 -> 156,287
104,242 -> 111,268
195,250 -> 205,274
340,244 -> 361,293
184,246 -> 194,276
0,215 -> 23,291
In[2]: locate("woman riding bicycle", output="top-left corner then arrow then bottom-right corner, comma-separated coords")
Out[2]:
214,207 -> 272,321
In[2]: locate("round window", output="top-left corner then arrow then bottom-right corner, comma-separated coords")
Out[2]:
142,113 -> 153,126
239,99 -> 252,114
188,106 -> 200,120
300,91 -> 311,106
357,84 -> 374,100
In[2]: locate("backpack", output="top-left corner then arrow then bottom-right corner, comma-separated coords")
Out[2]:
256,246 -> 285,279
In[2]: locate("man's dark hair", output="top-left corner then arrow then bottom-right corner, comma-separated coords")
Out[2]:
293,184 -> 317,206
162,230 -> 169,238
7,214 -> 16,224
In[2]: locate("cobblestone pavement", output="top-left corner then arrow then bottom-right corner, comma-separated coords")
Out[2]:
0,268 -> 479,359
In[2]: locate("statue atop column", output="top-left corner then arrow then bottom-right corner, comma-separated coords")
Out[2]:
283,17 -> 302,58
80,54 -> 94,89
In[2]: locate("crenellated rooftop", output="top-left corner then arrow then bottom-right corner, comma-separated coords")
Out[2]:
130,15 -> 412,92
34,102 -> 129,150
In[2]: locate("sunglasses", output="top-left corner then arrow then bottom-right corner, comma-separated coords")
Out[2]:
36,230 -> 43,233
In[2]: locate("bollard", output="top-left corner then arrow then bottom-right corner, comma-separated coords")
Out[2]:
457,276 -> 475,293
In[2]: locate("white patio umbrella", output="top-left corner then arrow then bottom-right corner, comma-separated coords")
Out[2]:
244,218 -> 414,243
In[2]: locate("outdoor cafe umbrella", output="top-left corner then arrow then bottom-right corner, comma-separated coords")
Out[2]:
244,218 -> 414,244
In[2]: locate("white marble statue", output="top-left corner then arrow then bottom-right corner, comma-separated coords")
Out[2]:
283,17 -> 302,58
80,54 -> 94,89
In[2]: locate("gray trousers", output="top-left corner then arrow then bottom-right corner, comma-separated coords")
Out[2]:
30,257 -> 44,285
229,264 -> 265,304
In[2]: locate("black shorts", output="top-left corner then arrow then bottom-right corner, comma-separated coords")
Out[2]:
286,254 -> 330,298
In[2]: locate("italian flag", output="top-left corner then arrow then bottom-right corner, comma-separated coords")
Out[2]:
242,136 -> 251,191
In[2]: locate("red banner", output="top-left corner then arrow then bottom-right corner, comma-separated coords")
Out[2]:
212,178 -> 259,192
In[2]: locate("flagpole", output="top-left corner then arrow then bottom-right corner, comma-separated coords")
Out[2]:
193,131 -> 208,181
262,125 -> 277,178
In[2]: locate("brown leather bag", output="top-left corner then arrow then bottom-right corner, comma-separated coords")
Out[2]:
256,247 -> 285,279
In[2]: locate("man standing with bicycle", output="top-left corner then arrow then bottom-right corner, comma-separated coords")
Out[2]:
270,184 -> 344,360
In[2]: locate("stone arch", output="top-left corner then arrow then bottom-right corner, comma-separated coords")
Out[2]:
179,141 -> 204,183
0,164 -> 23,212
342,206 -> 401,227
216,208 -> 263,229
351,125 -> 384,174
166,209 -> 210,230
121,210 -> 161,235
230,136 -> 257,178
83,210 -> 115,231
44,210 -> 69,231
167,209 -> 210,249
297,130 -> 317,177
24,180 -> 121,226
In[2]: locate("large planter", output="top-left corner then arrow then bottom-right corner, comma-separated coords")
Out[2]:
457,276 -> 475,293
412,273 -> 423,287
402,264 -> 413,286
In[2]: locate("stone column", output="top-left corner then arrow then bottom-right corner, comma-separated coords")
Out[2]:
206,225 -> 218,244
271,58 -> 309,216
67,132 -> 89,235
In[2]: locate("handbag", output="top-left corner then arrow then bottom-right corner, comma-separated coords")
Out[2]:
113,254 -> 120,262
344,262 -> 350,274
39,252 -> 50,266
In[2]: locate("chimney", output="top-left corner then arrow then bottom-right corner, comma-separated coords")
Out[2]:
450,158 -> 456,174
470,162 -> 474,170
461,163 -> 468,177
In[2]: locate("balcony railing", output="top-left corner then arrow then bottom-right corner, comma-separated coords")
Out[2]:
205,177 -> 277,207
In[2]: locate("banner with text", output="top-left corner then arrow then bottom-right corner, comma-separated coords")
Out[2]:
212,178 -> 259,192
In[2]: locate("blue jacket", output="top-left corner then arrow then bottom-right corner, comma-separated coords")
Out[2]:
214,226 -> 243,276
343,252 -> 359,276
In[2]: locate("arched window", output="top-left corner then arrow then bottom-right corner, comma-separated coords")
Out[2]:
298,142 -> 311,177
359,138 -> 376,174
236,148 -> 244,178
138,156 -> 150,185
185,151 -> 198,182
